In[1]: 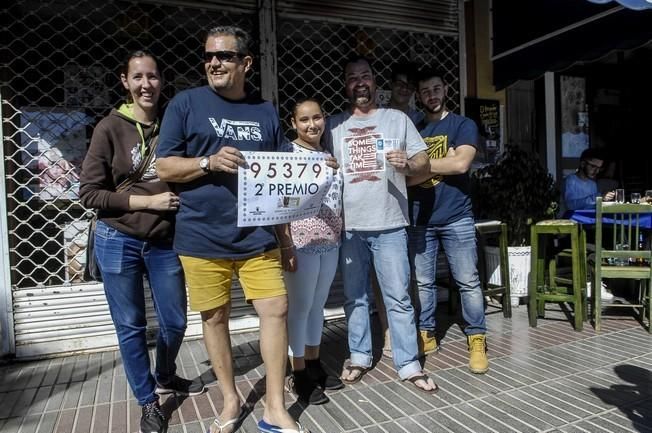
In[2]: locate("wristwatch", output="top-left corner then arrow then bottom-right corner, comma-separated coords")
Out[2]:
199,156 -> 210,173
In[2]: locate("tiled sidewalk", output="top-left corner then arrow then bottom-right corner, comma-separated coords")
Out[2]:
2,304 -> 652,433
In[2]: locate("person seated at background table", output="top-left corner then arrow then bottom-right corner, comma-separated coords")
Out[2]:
564,148 -> 615,211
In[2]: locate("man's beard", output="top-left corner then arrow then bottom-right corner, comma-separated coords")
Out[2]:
352,86 -> 372,106
354,96 -> 371,105
425,100 -> 445,114
581,167 -> 596,179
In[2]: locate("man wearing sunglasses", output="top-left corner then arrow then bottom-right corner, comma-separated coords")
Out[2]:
157,26 -> 305,433
564,148 -> 616,211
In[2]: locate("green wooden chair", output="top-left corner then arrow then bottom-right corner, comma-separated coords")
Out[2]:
475,220 -> 512,318
592,197 -> 652,332
528,219 -> 587,331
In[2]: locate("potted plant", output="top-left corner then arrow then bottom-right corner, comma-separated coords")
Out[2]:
471,144 -> 560,305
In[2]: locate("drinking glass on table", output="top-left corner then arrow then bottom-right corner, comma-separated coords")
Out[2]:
631,192 -> 641,204
615,243 -> 630,266
616,188 -> 625,203
645,190 -> 652,204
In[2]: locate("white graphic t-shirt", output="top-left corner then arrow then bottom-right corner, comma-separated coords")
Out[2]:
325,108 -> 426,231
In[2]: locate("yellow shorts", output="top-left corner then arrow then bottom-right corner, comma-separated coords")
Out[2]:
179,249 -> 286,312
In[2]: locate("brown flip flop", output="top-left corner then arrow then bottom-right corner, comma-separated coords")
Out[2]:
406,373 -> 439,394
340,365 -> 369,385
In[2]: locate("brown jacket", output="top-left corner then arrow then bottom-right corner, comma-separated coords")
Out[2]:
79,104 -> 175,242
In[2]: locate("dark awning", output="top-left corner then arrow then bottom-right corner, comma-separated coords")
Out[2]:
587,0 -> 652,10
492,0 -> 652,90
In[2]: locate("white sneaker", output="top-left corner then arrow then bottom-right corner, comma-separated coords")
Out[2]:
601,284 -> 614,301
586,281 -> 614,301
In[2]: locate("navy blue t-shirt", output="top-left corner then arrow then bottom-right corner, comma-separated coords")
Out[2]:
157,86 -> 287,259
408,112 -> 479,226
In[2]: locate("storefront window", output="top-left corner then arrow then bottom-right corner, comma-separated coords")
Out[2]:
560,75 -> 590,159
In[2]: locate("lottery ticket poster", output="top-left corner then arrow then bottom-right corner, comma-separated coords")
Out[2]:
237,151 -> 333,227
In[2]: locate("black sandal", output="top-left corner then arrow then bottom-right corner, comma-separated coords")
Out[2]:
406,373 -> 439,394
340,365 -> 369,385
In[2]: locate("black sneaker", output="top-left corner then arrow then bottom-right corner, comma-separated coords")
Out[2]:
305,359 -> 344,391
288,369 -> 329,405
140,400 -> 167,433
155,375 -> 206,397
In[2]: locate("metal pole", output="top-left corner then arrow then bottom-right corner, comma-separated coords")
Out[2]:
545,72 -> 558,180
458,0 -> 467,115
258,0 -> 279,108
0,92 -> 16,356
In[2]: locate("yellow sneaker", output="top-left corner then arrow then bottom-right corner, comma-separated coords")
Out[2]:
418,330 -> 438,356
468,334 -> 489,374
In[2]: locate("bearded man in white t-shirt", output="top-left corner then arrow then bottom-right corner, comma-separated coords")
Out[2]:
324,55 -> 438,394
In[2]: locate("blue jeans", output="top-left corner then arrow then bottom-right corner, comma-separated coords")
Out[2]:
340,228 -> 421,380
94,220 -> 187,405
408,217 -> 486,336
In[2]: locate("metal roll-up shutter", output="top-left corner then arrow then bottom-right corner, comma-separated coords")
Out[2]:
277,0 -> 459,34
12,284 -> 117,356
146,0 -> 258,13
1,0 -> 260,358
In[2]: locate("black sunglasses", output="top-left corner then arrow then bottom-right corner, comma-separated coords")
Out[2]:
204,50 -> 245,63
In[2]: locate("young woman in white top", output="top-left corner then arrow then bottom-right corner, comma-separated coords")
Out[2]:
284,98 -> 344,405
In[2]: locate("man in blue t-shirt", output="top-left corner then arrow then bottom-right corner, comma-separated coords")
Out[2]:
563,148 -> 615,211
156,26 -> 303,433
407,67 -> 489,374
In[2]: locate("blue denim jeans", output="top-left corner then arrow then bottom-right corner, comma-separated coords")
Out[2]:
340,228 -> 421,380
408,217 -> 486,336
94,220 -> 187,405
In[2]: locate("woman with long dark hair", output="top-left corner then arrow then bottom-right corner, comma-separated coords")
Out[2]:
80,50 -> 204,433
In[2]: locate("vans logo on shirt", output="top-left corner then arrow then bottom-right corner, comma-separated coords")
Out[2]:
208,118 -> 263,141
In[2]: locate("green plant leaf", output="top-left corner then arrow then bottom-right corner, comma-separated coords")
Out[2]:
471,144 -> 560,246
